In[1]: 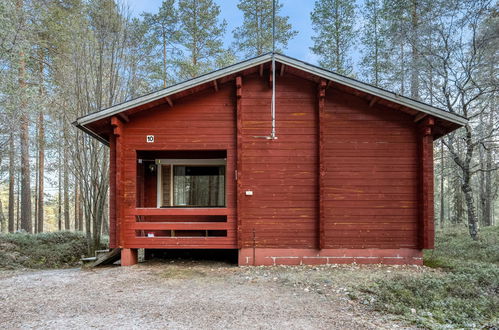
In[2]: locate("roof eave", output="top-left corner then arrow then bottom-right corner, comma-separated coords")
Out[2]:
75,53 -> 273,127
274,54 -> 468,126
73,121 -> 110,146
74,52 -> 467,134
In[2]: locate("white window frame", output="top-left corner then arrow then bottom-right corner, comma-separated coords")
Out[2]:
155,158 -> 227,208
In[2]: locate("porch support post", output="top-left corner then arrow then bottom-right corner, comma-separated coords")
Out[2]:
111,116 -> 123,248
121,248 -> 138,266
318,80 -> 327,249
236,76 -> 243,248
418,116 -> 435,249
109,134 -> 117,248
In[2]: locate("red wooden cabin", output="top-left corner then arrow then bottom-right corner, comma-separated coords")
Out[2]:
74,54 -> 466,266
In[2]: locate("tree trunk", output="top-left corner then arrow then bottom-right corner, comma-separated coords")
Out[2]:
63,149 -> 70,231
0,189 -> 6,232
19,55 -> 32,233
410,0 -> 419,100
8,132 -> 15,233
456,128 -> 479,240
439,141 -> 445,229
58,122 -> 62,231
77,182 -> 84,231
16,171 -> 21,231
462,179 -> 479,240
74,183 -> 79,231
37,111 -> 45,233
34,146 -> 38,233
162,30 -> 167,88
37,49 -> 45,233
481,147 -> 493,226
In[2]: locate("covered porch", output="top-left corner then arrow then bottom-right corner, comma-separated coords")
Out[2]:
110,146 -> 238,265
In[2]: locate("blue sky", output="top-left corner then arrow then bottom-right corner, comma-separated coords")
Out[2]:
125,0 -> 319,64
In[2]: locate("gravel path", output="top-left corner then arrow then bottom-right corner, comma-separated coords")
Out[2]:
0,261 -> 418,329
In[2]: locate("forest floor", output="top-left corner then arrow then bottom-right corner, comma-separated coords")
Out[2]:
0,261 -> 422,329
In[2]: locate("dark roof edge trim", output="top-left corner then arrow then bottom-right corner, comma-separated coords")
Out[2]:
72,121 -> 110,146
277,55 -> 467,126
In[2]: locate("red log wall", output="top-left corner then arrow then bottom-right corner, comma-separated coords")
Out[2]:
321,89 -> 420,249
113,71 -> 433,254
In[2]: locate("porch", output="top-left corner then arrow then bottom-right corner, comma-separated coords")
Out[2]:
114,149 -> 238,253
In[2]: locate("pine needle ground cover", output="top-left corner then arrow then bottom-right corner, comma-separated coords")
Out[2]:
359,226 -> 499,328
0,232 -> 89,269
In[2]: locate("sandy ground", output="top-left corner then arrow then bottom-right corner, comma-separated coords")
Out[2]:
0,261 -> 423,329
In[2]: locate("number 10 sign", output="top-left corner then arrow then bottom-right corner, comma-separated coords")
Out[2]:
146,135 -> 154,143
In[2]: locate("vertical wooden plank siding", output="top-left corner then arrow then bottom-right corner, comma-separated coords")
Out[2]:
109,133 -> 117,248
318,80 -> 326,249
236,76 -> 243,248
418,117 -> 435,249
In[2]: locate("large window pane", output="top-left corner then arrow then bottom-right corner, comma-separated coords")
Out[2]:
173,166 -> 225,207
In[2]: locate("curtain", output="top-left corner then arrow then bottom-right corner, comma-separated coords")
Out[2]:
172,166 -> 225,207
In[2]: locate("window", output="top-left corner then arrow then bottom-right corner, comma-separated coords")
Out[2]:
157,159 -> 226,207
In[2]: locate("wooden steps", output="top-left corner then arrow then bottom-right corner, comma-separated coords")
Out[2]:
81,248 -> 121,267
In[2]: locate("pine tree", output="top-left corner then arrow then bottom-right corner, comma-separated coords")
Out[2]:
310,0 -> 356,75
232,0 -> 297,57
177,0 -> 227,78
360,0 -> 389,86
142,0 -> 179,88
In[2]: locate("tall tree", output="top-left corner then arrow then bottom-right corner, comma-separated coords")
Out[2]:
310,0 -> 355,75
36,47 -> 45,233
232,0 -> 297,57
177,0 -> 226,78
360,0 -> 389,86
142,0 -> 179,88
420,0 -> 498,240
17,0 -> 32,233
8,132 -> 15,232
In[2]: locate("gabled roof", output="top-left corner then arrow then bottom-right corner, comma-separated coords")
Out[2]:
74,53 -> 467,144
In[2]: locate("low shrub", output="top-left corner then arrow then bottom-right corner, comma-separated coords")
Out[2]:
0,231 -> 88,269
359,226 -> 499,328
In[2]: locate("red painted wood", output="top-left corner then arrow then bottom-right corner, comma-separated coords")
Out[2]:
131,222 -> 228,230
321,89 -> 420,249
102,66 -> 439,254
318,79 -> 326,249
109,133 -> 117,248
130,208 -> 230,216
236,76 -> 243,248
140,161 -> 157,207
419,117 -> 435,249
111,116 -> 124,247
121,248 -> 138,266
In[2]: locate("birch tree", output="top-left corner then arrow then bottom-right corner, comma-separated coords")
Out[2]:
420,0 -> 498,239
